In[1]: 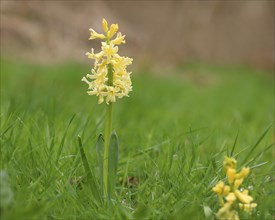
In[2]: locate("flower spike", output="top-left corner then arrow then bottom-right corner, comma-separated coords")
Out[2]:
213,157 -> 257,220
82,18 -> 132,104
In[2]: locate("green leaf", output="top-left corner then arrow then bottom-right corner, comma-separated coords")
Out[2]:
242,125 -> 272,165
108,131 -> 119,200
78,135 -> 101,204
96,133 -> 104,196
56,114 -> 75,164
230,130 -> 239,157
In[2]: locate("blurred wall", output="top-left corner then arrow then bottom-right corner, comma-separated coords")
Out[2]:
1,1 -> 274,70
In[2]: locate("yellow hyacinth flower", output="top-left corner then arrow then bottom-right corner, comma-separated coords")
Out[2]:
82,18 -> 133,204
82,18 -> 133,104
213,156 -> 257,220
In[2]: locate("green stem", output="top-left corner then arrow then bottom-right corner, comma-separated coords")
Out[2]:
218,195 -> 224,206
103,102 -> 112,201
103,63 -> 113,203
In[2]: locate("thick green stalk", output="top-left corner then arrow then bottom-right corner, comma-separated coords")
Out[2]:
103,63 -> 113,202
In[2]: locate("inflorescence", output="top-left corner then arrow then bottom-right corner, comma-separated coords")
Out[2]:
82,18 -> 133,104
213,157 -> 257,220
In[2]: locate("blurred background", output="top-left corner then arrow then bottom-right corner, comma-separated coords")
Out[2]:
1,0 -> 274,71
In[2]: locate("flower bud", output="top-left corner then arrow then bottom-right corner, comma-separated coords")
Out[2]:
102,18 -> 108,33
108,24 -> 119,39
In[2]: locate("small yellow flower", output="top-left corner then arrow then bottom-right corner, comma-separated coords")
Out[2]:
235,167 -> 250,179
213,181 -> 225,195
223,185 -> 230,196
89,29 -> 105,40
226,193 -> 236,203
101,42 -> 119,62
86,49 -> 105,62
235,190 -> 253,204
226,168 -> 236,184
216,203 -> 239,220
102,18 -> 108,33
111,32 -> 126,45
239,203 -> 257,213
223,156 -> 237,170
213,181 -> 230,196
233,178 -> 243,190
86,85 -> 105,104
103,86 -> 117,103
108,24 -> 119,38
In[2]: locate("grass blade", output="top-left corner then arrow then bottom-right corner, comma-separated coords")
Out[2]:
0,120 -> 17,138
78,135 -> 101,203
230,130 -> 239,157
242,125 -> 271,164
55,114 -> 75,164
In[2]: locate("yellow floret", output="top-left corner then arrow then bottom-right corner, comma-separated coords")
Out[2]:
102,18 -> 108,33
235,190 -> 253,204
235,167 -> 250,179
227,168 -> 236,184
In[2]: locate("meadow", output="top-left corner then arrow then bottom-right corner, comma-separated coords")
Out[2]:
0,58 -> 274,219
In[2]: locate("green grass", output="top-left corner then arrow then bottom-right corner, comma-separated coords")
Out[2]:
0,58 -> 274,219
